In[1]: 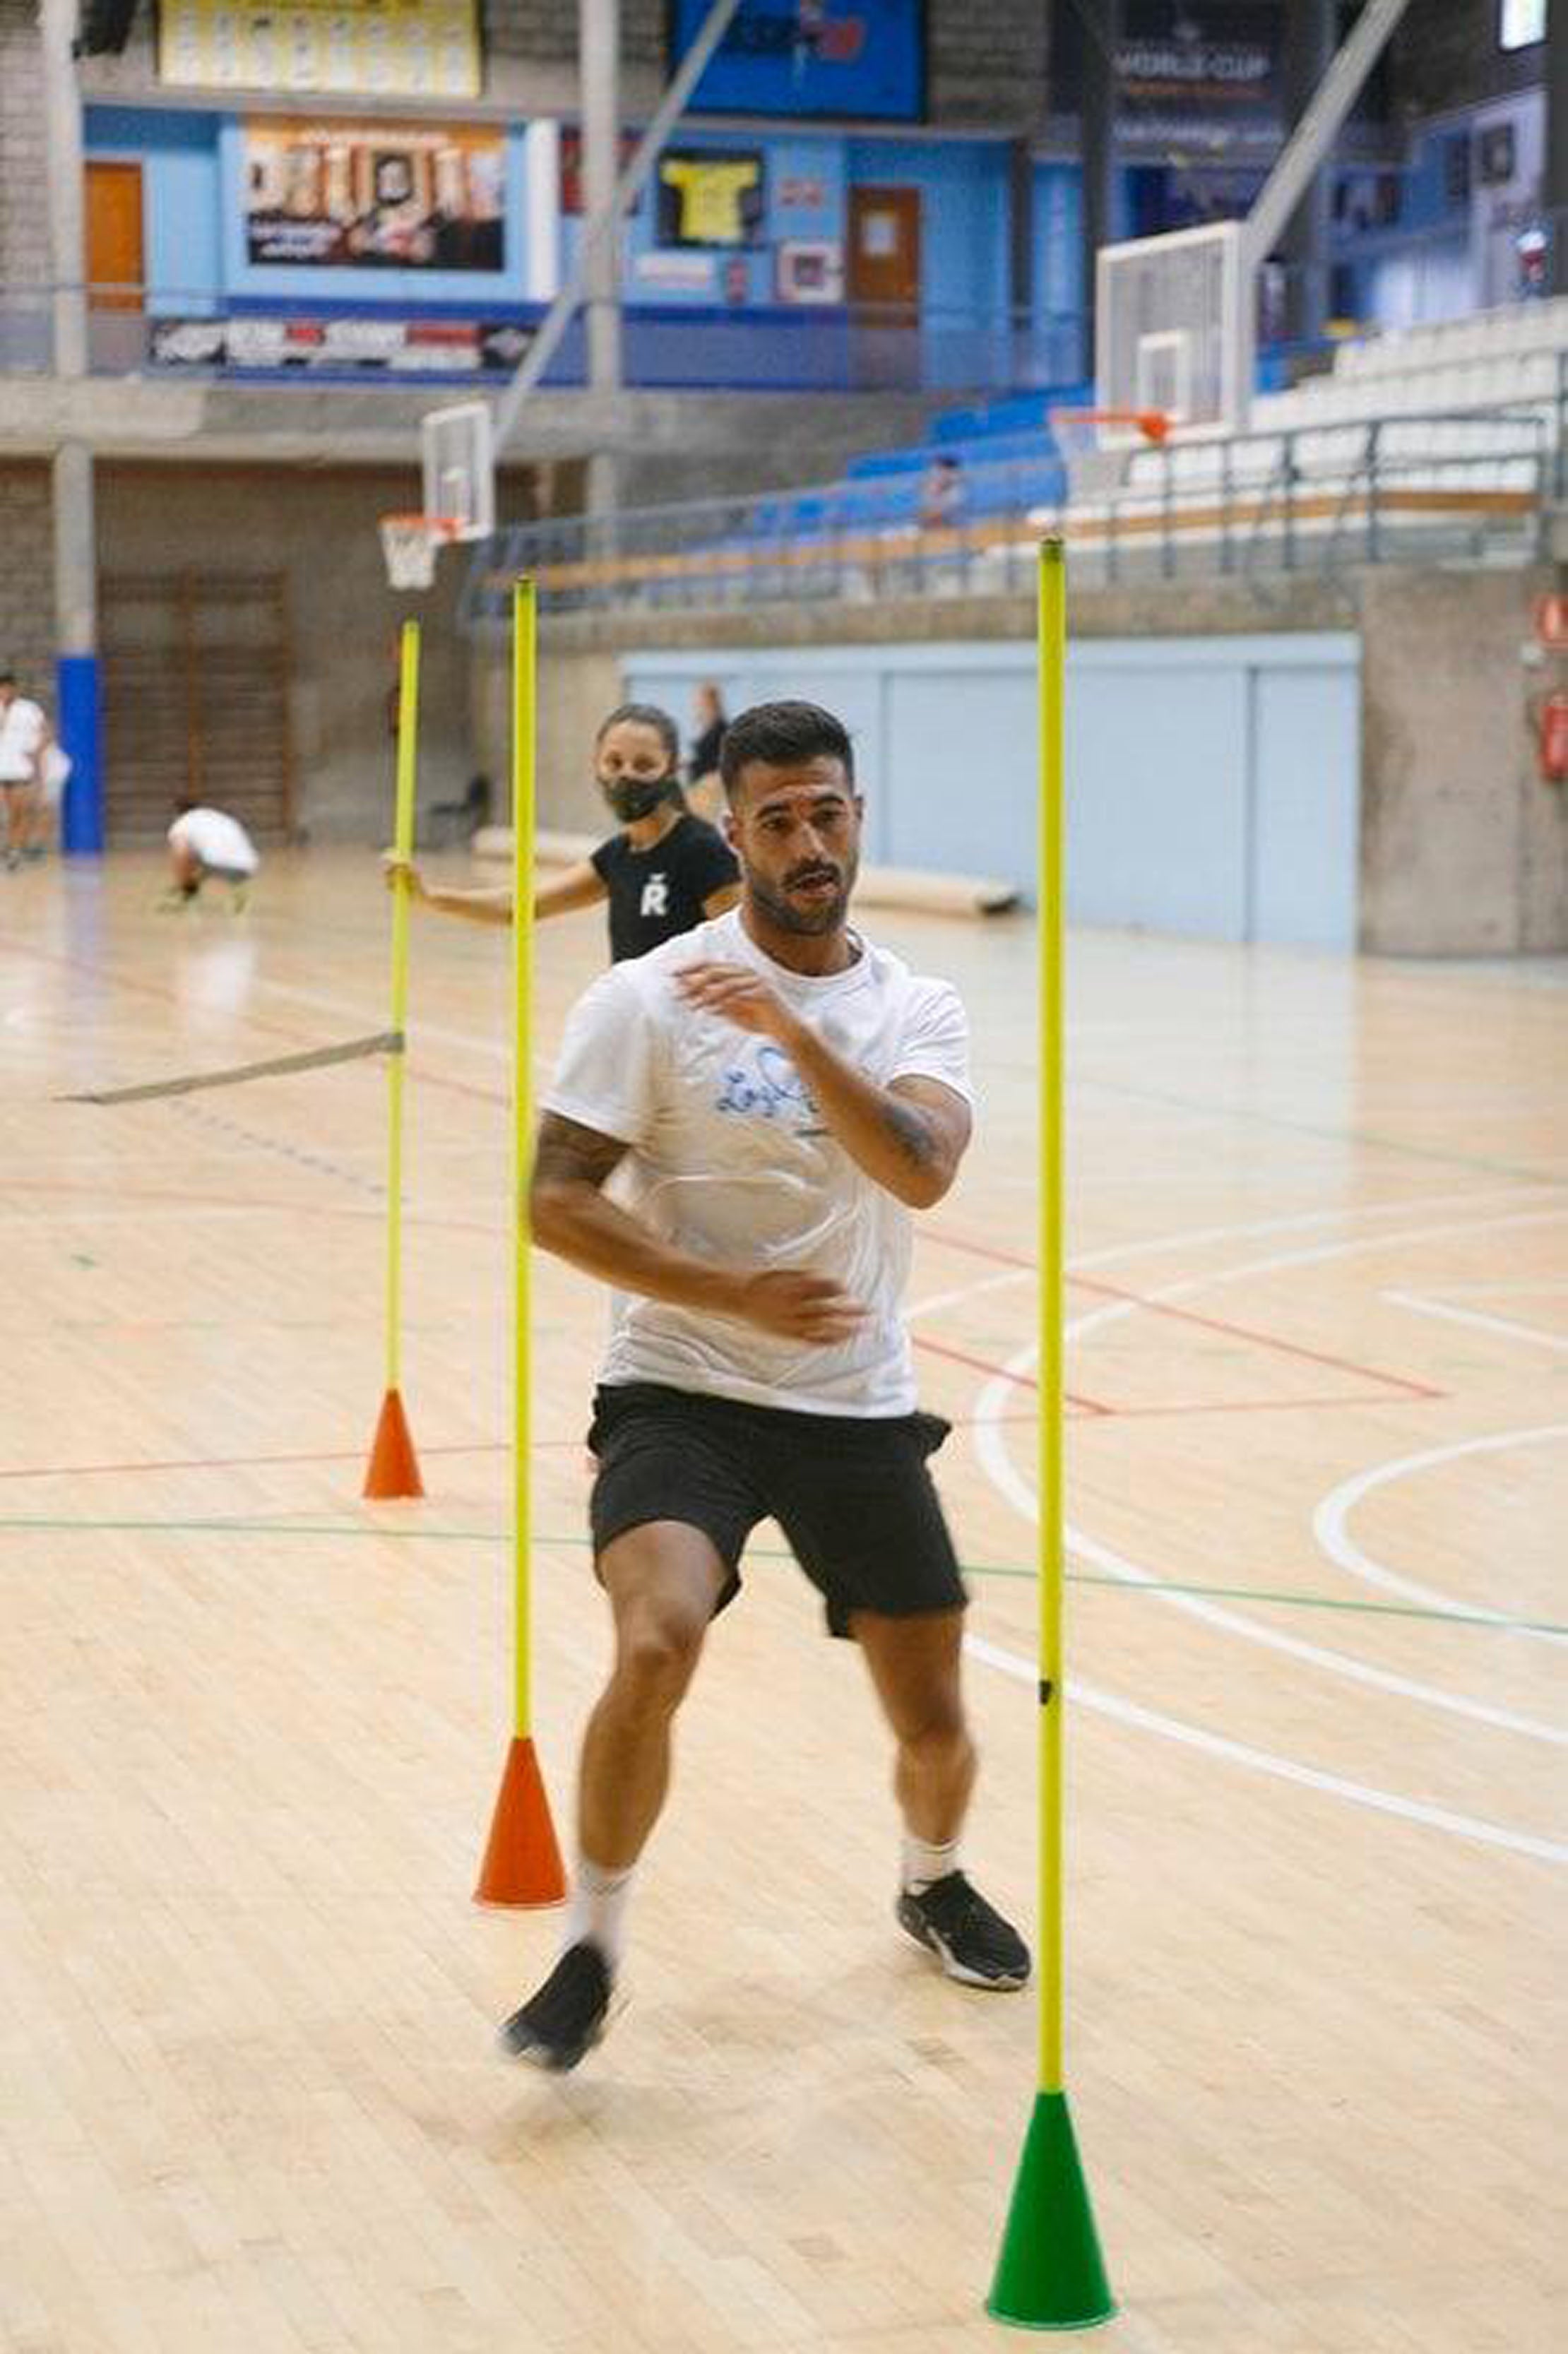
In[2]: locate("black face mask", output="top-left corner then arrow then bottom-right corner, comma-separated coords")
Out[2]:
600,769 -> 677,823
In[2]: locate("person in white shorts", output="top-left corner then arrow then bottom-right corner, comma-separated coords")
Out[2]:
0,669 -> 52,869
165,799 -> 260,910
498,697 -> 1029,2074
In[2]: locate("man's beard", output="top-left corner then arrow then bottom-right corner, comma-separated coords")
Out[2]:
746,850 -> 857,936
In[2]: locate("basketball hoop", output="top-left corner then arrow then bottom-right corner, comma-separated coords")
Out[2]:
379,513 -> 463,592
1048,408 -> 1170,505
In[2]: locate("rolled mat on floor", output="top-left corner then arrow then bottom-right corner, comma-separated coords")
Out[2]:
470,826 -> 1021,920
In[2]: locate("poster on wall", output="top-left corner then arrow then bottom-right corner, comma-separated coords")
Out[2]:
159,0 -> 482,100
244,121 -> 505,271
667,1 -> 924,122
655,149 -> 765,247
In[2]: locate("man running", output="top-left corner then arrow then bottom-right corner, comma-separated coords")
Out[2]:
501,698 -> 1028,2071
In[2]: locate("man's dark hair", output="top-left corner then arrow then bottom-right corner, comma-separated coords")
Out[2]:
0,670 -> 16,688
720,700 -> 855,800
594,701 -> 679,766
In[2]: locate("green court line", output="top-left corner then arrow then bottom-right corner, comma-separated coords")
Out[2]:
1,1511 -> 1562,1639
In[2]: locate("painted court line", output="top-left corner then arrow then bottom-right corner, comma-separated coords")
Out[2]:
1313,1424 -> 1568,1647
1382,1290 -> 1568,1355
963,1632 -> 1568,1870
975,1346 -> 1568,1752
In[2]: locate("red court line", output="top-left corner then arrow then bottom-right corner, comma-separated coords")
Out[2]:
910,1333 -> 1111,1415
1065,1272 -> 1444,1400
1071,1390 -> 1437,1421
925,1227 -> 1035,1271
0,1438 -> 607,1485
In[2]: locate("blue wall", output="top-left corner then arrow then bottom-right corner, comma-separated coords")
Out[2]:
85,108 -> 222,315
624,636 -> 1362,948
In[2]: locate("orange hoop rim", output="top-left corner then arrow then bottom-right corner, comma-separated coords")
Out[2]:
378,512 -> 467,542
1048,406 -> 1171,444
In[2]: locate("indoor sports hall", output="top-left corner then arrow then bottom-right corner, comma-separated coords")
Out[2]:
2,4 -> 1566,2350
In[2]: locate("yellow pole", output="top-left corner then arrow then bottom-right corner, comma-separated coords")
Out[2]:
1036,538 -> 1067,2098
511,579 -> 536,1740
385,620 -> 420,1396
986,541 -> 1113,2328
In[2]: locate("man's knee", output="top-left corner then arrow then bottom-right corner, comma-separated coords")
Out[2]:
612,1600 -> 707,1710
600,1525 -> 725,1713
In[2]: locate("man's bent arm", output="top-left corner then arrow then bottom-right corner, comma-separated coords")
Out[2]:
530,1112 -> 864,1344
530,1112 -> 736,1309
778,1028 -> 970,1211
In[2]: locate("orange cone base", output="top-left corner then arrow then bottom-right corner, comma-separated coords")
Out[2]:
474,1735 -> 567,1907
363,1386 -> 425,1499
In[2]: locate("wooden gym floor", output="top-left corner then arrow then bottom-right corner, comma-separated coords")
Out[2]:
1,848 -> 1564,2354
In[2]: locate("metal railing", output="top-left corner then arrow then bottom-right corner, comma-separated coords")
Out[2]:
461,397 -> 1562,627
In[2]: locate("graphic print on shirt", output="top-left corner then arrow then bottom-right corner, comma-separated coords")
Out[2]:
714,1042 -> 827,1136
639,874 -> 669,919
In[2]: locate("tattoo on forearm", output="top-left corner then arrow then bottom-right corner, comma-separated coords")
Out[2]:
880,1096 -> 942,1170
533,1112 -> 629,1191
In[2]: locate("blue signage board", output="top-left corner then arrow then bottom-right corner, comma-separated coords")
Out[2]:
668,1 -> 925,122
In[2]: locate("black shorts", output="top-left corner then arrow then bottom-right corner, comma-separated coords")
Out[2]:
587,1381 -> 967,1639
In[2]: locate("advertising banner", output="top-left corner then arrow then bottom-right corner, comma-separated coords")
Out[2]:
244,121 -> 505,271
150,316 -> 533,373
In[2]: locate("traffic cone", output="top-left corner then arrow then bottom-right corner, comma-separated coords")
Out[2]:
362,1386 -> 424,1499
475,1735 -> 566,1906
987,2091 -> 1115,2331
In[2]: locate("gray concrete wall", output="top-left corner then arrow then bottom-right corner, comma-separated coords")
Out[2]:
81,0 -> 1048,129
1359,564 -> 1568,953
0,0 -> 47,292
1390,0 -> 1545,121
0,466 -> 55,689
97,464 -> 475,841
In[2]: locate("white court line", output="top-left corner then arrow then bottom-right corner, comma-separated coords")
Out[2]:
1313,1425 -> 1568,1646
1062,1182 -> 1568,1275
974,1344 -> 1568,1749
1064,1202 -> 1568,1348
1382,1290 -> 1568,1355
963,1633 -> 1568,1869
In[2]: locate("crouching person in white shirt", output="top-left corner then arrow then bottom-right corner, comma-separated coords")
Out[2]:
164,799 -> 259,912
497,698 -> 1031,2075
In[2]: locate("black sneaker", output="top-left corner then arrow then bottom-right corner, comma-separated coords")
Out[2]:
497,1941 -> 612,2071
896,1872 -> 1031,1990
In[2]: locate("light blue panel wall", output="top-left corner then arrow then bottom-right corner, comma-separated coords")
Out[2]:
845,138 -> 1009,325
1067,662 -> 1250,937
884,667 -> 1035,882
1250,667 -> 1360,949
217,118 -> 528,304
85,108 -> 222,314
628,636 -> 1361,940
624,650 -> 890,859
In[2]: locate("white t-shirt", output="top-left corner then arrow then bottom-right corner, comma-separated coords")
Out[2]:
0,696 -> 47,783
544,907 -> 973,1416
167,807 -> 259,876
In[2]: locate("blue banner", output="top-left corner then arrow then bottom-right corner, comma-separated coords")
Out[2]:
670,1 -> 924,122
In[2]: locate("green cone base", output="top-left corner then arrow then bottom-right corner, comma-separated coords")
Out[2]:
987,2091 -> 1115,2331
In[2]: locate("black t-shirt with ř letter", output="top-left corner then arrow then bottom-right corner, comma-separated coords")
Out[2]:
590,812 -> 740,962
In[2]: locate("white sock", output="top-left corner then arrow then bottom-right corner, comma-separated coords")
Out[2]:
566,1855 -> 635,1971
903,1833 -> 961,1896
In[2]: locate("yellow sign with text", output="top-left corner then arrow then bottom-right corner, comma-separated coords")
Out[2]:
158,0 -> 482,102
